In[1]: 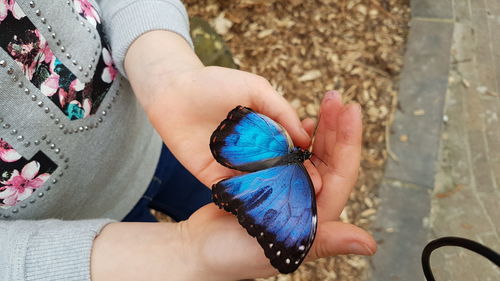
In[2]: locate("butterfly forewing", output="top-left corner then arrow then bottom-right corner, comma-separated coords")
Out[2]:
210,106 -> 294,172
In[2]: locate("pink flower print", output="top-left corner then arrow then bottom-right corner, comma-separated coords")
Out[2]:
70,78 -> 85,92
0,138 -> 21,163
0,1 -> 25,22
101,48 -> 117,83
10,2 -> 25,19
40,72 -> 60,96
0,0 -> 9,22
0,161 -> 50,206
37,30 -> 54,64
74,0 -> 100,27
58,88 -> 75,108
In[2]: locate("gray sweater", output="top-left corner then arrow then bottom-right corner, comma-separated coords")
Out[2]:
0,0 -> 193,280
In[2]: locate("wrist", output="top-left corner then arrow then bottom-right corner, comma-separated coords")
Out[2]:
124,30 -> 204,110
91,222 -> 202,281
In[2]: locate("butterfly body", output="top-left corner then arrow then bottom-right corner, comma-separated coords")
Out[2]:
210,106 -> 317,274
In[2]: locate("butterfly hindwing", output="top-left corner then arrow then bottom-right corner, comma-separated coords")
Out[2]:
210,106 -> 294,171
212,163 -> 317,274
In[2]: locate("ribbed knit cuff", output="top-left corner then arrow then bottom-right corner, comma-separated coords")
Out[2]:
22,219 -> 114,281
106,0 -> 194,77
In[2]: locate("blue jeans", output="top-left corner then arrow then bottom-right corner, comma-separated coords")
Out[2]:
122,145 -> 212,222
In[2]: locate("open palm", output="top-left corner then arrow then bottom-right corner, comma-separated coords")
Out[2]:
170,83 -> 377,280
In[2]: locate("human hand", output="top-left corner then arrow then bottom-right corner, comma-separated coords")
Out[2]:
91,92 -> 376,281
180,91 -> 377,280
125,31 -> 310,187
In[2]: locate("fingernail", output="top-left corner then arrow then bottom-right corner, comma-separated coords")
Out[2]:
324,90 -> 338,100
348,242 -> 374,256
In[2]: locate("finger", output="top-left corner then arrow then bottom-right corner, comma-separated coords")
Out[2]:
304,161 -> 322,195
301,118 -> 322,194
308,221 -> 376,259
316,103 -> 362,220
301,118 -> 316,137
249,77 -> 311,148
313,91 -> 343,159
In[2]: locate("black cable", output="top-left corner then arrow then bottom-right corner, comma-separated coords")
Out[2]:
421,236 -> 500,281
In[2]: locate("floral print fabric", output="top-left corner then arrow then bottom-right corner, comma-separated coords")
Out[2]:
0,138 -> 56,208
0,0 -> 117,120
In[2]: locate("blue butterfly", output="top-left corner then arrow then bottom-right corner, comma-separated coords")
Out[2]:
210,106 -> 317,274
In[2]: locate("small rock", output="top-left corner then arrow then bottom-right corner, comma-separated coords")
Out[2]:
462,78 -> 470,88
367,107 -> 379,119
356,4 -> 367,15
306,103 -> 318,116
257,29 -> 274,39
360,208 -> 376,217
364,197 -> 373,208
212,12 -> 232,35
346,256 -> 367,269
399,134 -> 408,142
298,70 -> 321,82
476,86 -> 488,94
413,109 -> 425,116
443,114 -> 449,123
340,208 -> 349,222
290,98 -> 301,109
369,8 -> 378,18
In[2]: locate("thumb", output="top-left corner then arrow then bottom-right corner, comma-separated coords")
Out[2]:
249,78 -> 311,148
309,221 -> 377,259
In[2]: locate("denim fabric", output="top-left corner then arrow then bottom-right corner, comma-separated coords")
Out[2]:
123,145 -> 212,222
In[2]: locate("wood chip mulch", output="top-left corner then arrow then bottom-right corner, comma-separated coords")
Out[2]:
182,0 -> 411,280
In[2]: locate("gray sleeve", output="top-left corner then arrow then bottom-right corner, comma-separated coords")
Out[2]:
98,0 -> 194,77
0,219 -> 114,281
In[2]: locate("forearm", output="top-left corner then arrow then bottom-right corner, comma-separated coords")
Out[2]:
0,219 -> 112,281
91,221 -> 202,281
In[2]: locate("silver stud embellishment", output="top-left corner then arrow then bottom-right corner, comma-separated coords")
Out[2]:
29,1 -> 35,8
